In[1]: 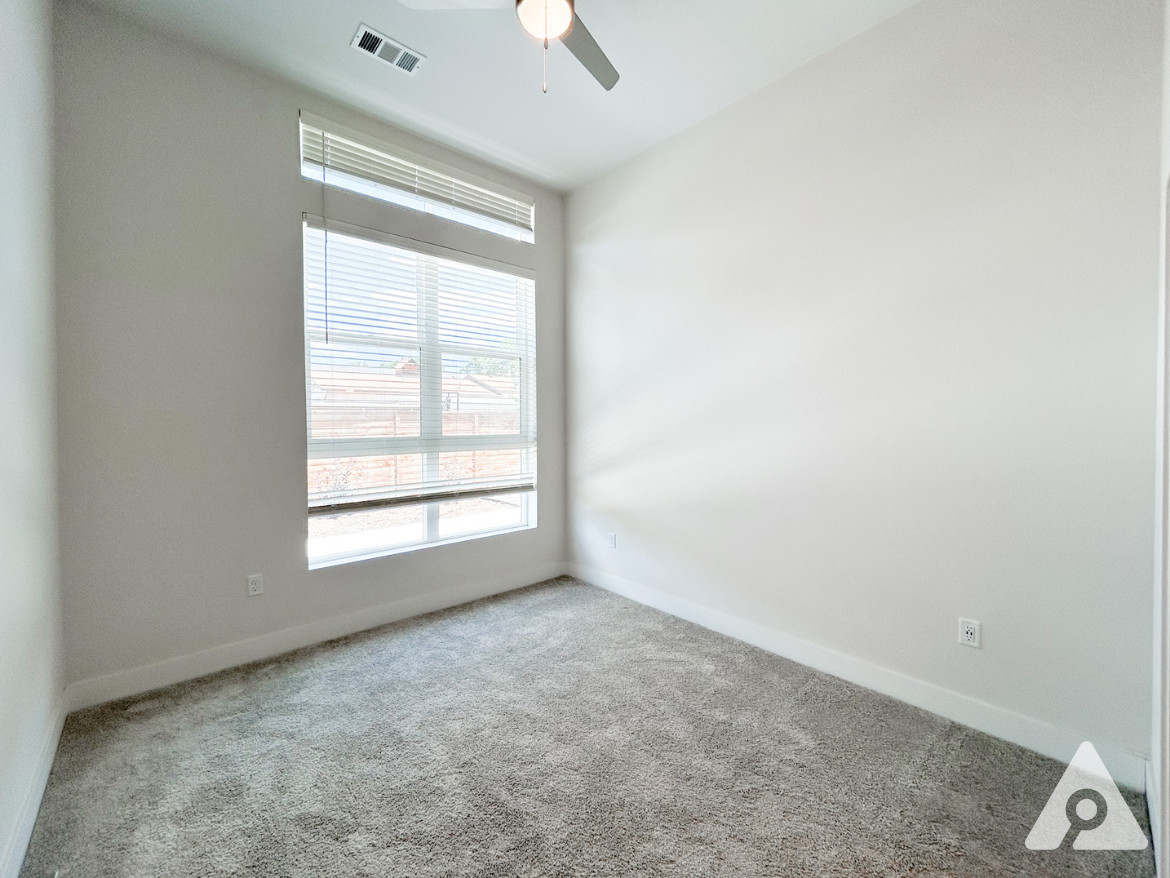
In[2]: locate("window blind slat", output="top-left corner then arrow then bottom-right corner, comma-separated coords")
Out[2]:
304,222 -> 536,510
300,118 -> 535,237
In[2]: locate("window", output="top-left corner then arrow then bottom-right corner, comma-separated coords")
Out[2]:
300,113 -> 535,243
300,115 -> 537,567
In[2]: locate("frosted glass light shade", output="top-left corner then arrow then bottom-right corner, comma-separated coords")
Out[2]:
515,0 -> 573,40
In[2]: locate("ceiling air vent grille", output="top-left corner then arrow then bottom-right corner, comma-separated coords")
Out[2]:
395,50 -> 421,73
351,25 -> 425,76
357,30 -> 382,54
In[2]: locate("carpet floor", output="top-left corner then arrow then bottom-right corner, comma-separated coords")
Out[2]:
21,577 -> 1154,877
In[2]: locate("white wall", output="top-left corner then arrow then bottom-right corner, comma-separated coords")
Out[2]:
54,0 -> 566,703
1155,0 -> 1170,865
568,0 -> 1161,784
0,0 -> 63,874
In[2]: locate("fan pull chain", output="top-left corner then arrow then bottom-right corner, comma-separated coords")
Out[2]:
542,0 -> 549,93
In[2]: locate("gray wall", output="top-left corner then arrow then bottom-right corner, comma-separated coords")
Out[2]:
54,1 -> 566,698
0,0 -> 62,873
567,0 -> 1161,776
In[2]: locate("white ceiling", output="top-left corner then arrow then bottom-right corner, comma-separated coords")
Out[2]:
81,0 -> 922,189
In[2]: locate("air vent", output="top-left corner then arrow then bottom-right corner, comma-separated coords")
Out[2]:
357,30 -> 382,54
395,51 -> 422,73
351,24 -> 425,76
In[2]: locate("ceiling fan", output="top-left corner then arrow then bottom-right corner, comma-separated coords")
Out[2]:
399,0 -> 619,92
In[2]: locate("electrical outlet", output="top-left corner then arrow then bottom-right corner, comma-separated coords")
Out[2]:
958,618 -> 981,648
606,532 -> 617,549
247,574 -> 264,597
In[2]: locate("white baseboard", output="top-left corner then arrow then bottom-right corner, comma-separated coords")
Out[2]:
1,697 -> 65,878
571,563 -> 1149,792
1150,760 -> 1164,877
66,562 -> 569,712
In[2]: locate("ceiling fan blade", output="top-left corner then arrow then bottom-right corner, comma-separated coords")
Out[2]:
561,14 -> 619,91
396,0 -> 509,9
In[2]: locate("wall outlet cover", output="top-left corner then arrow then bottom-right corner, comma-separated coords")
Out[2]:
958,618 -> 981,648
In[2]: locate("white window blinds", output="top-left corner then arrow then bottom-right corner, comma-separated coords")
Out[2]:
304,217 -> 536,513
300,113 -> 536,241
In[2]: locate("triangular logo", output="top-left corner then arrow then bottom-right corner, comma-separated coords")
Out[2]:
1025,742 -> 1148,850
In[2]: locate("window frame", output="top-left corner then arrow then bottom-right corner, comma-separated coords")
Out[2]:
299,113 -> 540,567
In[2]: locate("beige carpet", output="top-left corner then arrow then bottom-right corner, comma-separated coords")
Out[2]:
21,577 -> 1154,877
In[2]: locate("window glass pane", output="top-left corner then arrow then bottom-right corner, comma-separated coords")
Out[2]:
301,163 -> 535,243
440,354 -> 521,436
309,505 -> 425,562
437,449 -> 529,486
309,454 -> 424,505
300,116 -> 536,242
309,343 -> 421,440
438,492 -> 526,539
304,226 -> 419,341
437,262 -> 527,352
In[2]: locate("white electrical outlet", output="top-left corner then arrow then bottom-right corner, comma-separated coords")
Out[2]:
606,532 -> 617,549
247,574 -> 264,596
958,618 -> 981,648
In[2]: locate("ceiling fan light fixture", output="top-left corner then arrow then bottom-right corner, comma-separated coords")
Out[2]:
515,0 -> 573,41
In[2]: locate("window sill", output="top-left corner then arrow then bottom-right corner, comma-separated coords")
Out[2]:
308,521 -> 536,570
